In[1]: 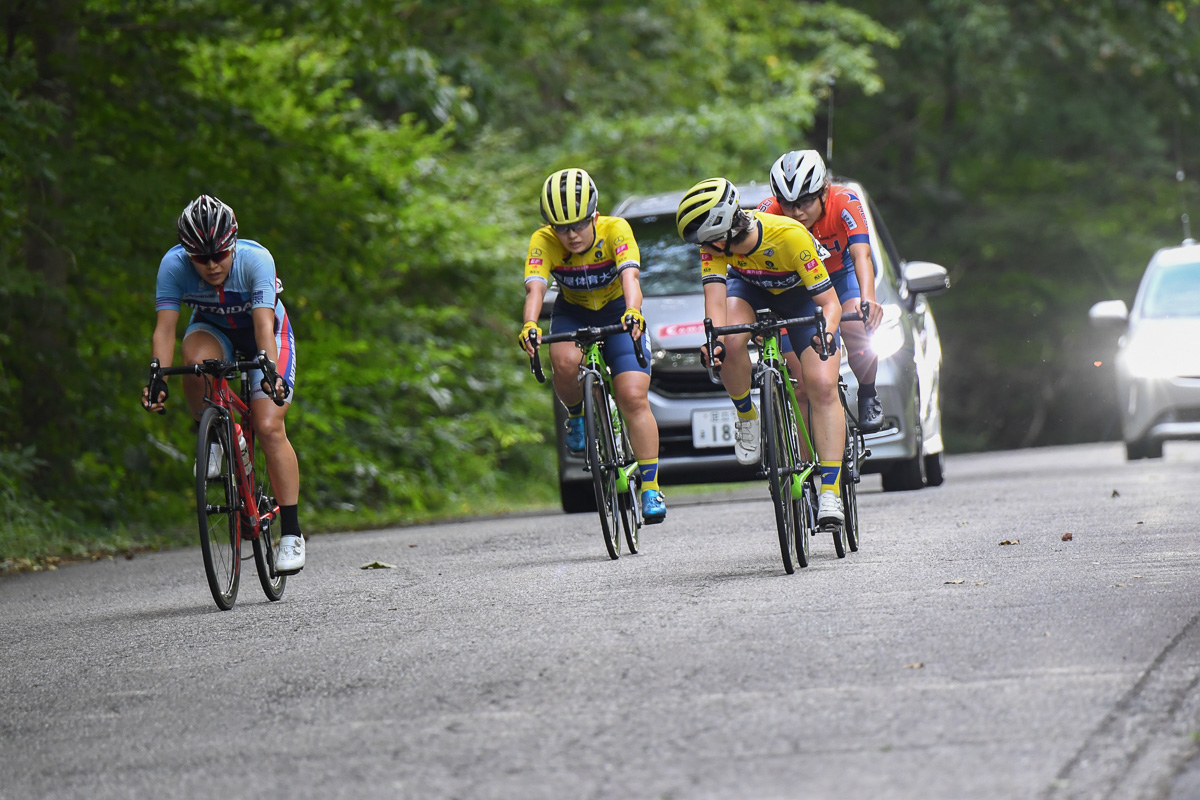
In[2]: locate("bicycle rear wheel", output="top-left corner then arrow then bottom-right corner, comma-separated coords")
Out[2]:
249,432 -> 287,602
196,407 -> 241,610
583,372 -> 621,560
615,420 -> 641,554
843,423 -> 862,553
794,477 -> 817,567
762,372 -> 797,574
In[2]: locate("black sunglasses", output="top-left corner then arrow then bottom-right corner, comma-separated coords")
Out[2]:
781,191 -> 823,210
552,218 -> 593,235
190,248 -> 232,265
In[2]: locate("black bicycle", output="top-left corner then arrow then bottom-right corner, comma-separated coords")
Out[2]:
704,308 -> 830,574
528,324 -> 647,559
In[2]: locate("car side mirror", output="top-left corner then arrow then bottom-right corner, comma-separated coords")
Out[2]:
902,261 -> 950,307
1087,299 -> 1129,327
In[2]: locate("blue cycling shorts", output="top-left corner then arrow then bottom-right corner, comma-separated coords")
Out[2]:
183,312 -> 296,403
726,276 -> 841,356
549,296 -> 652,377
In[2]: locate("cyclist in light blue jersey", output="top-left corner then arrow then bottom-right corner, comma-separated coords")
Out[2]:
141,195 -> 306,573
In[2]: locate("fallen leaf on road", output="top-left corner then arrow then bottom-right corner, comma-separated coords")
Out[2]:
945,579 -> 965,584
1062,532 -> 1073,541
1112,489 -> 1120,498
973,581 -> 989,586
904,663 -> 924,669
361,561 -> 397,570
999,539 -> 1020,546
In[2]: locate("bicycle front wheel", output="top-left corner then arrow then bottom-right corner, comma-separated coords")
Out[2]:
583,372 -> 621,560
762,372 -> 797,574
196,407 -> 241,610
249,432 -> 287,602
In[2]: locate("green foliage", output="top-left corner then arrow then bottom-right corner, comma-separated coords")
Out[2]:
3,0 -> 1199,562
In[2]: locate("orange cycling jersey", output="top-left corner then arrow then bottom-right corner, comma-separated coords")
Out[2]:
700,211 -> 834,296
524,215 -> 641,311
757,184 -> 870,275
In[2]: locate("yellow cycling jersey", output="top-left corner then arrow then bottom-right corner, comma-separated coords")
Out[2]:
700,211 -> 834,296
524,215 -> 641,311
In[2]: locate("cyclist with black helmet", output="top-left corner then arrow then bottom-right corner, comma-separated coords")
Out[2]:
759,150 -> 885,432
676,177 -> 847,528
141,195 -> 306,574
519,168 -> 666,524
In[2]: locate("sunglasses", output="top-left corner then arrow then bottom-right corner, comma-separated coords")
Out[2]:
551,219 -> 593,235
190,249 -> 232,265
781,192 -> 823,210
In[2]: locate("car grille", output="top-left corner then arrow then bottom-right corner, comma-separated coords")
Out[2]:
650,371 -> 726,398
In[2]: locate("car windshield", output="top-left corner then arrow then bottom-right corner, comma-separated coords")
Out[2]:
627,217 -> 702,297
1141,260 -> 1200,318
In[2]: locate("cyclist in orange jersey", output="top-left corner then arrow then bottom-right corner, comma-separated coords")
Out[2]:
758,150 -> 885,432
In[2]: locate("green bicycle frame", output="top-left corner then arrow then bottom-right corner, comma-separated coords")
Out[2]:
759,332 -> 818,499
578,343 -> 640,493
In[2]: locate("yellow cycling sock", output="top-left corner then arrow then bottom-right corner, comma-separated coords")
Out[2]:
565,399 -> 584,417
731,388 -> 756,420
639,459 -> 660,491
820,461 -> 841,495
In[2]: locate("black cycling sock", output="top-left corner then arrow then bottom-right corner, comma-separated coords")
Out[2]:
280,504 -> 301,538
859,382 -> 877,399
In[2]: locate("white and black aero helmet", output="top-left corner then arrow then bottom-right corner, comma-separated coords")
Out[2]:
541,168 -> 598,226
177,195 -> 238,258
769,150 -> 828,203
675,178 -> 741,244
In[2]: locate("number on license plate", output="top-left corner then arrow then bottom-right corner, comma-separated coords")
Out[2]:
692,409 -> 737,449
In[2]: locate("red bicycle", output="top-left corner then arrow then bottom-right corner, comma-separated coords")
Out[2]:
147,353 -> 288,610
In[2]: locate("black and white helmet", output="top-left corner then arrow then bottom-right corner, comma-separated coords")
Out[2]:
769,150 -> 827,203
177,195 -> 238,258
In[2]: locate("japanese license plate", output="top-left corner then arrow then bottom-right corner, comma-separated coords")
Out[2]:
692,408 -> 737,449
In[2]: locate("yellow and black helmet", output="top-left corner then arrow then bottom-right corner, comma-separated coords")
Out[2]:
676,178 -> 740,244
541,168 -> 598,226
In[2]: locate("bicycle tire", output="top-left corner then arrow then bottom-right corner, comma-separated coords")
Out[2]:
615,420 -> 641,554
249,429 -> 287,602
795,477 -> 817,568
762,372 -> 797,574
843,421 -> 862,553
583,372 -> 621,560
196,407 -> 241,610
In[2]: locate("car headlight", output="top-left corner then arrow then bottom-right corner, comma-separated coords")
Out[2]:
869,305 -> 906,360
1119,341 -> 1194,379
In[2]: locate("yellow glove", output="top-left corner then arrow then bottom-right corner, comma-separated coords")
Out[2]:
622,308 -> 646,336
518,321 -> 542,352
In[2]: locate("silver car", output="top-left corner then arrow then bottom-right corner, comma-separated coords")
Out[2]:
1088,239 -> 1200,460
545,180 -> 952,512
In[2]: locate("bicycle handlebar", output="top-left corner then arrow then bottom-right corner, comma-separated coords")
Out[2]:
703,307 -> 830,381
145,352 -> 289,411
526,321 -> 649,383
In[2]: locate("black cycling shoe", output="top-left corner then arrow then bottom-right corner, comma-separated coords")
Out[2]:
858,394 -> 884,432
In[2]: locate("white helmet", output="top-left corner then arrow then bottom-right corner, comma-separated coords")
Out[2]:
769,150 -> 827,203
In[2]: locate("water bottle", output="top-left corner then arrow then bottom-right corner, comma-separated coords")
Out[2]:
235,424 -> 252,477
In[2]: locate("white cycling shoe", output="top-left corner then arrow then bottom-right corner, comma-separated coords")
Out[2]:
733,415 -> 760,465
818,491 -> 845,527
275,535 -> 305,574
193,441 -> 224,480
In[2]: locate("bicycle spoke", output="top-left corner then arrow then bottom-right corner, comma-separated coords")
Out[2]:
584,373 -> 621,560
196,408 -> 240,610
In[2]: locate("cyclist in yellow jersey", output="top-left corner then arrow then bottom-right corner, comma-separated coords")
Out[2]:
676,177 -> 847,528
519,168 -> 665,523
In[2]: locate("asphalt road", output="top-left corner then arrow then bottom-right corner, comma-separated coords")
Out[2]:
3,442 -> 1200,800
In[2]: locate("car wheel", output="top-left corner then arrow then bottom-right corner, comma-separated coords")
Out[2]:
882,453 -> 926,492
1125,437 -> 1163,461
924,451 -> 945,487
560,480 -> 597,513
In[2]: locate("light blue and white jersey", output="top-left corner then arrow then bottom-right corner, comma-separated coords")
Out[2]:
155,239 -> 285,331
